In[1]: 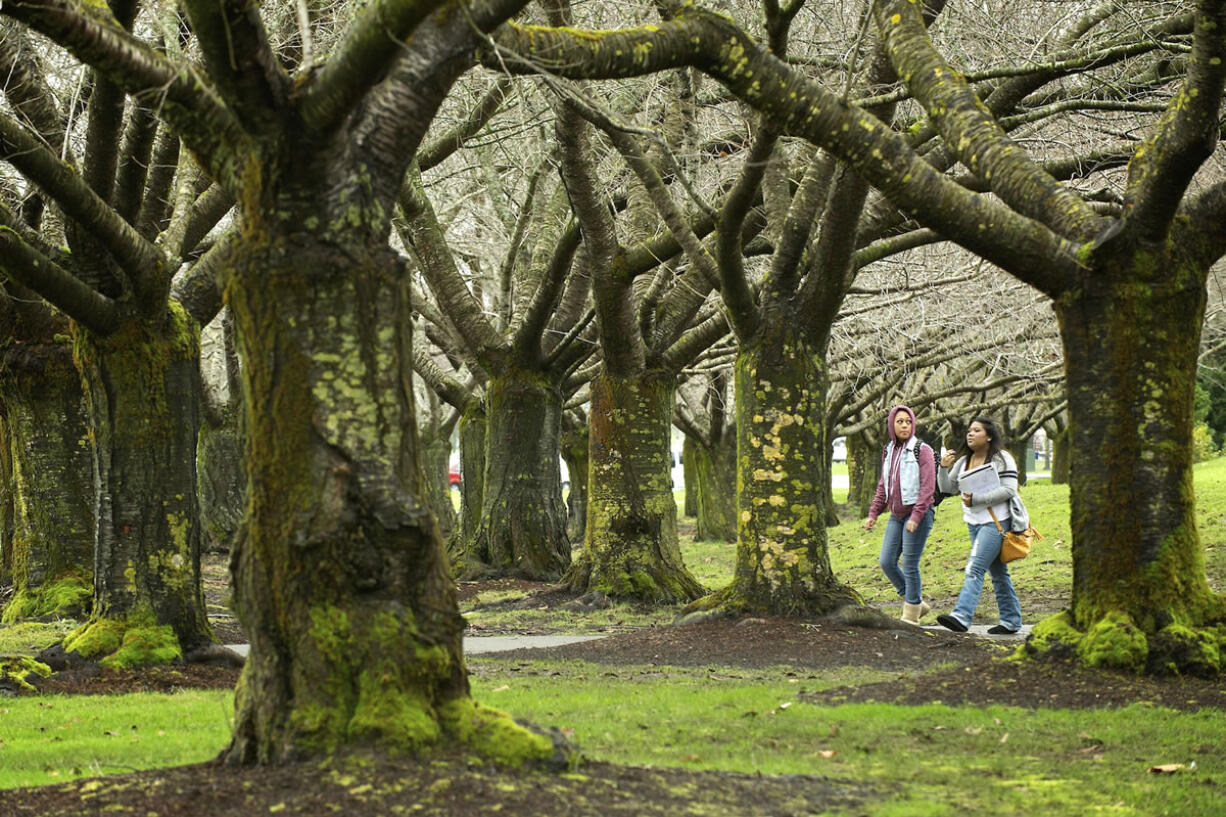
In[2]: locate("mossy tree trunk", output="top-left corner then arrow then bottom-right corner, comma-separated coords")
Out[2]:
198,313 -> 245,554
692,432 -> 736,543
1008,437 -> 1030,487
67,305 -> 214,666
1050,425 -> 1070,485
566,373 -> 703,601
1047,250 -> 1225,673
0,339 -> 94,622
463,370 -> 570,580
197,404 -> 245,554
449,399 -> 486,565
702,326 -> 858,615
225,235 -> 537,763
682,434 -> 698,518
0,414 -> 11,584
846,433 -> 879,518
421,431 -> 456,540
560,420 -> 589,542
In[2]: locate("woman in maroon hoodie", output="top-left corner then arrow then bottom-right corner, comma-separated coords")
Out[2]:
863,405 -> 937,624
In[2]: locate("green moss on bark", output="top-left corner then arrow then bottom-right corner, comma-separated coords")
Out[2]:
61,605 -> 182,668
0,655 -> 52,692
1,576 -> 91,623
566,373 -> 703,603
438,699 -> 555,766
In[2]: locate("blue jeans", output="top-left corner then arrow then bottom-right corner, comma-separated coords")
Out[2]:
949,520 -> 1022,630
879,508 -> 934,604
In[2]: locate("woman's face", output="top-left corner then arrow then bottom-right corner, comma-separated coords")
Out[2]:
893,412 -> 914,442
966,422 -> 990,452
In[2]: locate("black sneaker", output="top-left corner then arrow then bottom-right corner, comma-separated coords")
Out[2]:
987,625 -> 1019,635
936,614 -> 968,632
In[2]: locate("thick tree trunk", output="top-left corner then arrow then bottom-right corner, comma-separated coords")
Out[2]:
566,373 -> 703,601
0,415 -> 11,584
682,434 -> 698,518
560,421 -> 589,542
465,370 -> 570,580
224,236 -> 552,764
692,433 -> 736,543
698,326 -> 858,615
449,400 -> 486,564
0,340 -> 93,622
197,405 -> 245,553
1008,437 -> 1030,487
847,433 -> 879,518
1050,425 -> 1070,485
422,432 -> 456,539
63,306 -> 214,666
1037,255 -> 1225,674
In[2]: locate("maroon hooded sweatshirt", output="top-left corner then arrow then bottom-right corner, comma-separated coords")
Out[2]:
866,404 -> 936,525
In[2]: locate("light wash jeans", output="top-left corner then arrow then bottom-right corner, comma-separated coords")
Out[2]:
949,520 -> 1022,630
878,508 -> 934,605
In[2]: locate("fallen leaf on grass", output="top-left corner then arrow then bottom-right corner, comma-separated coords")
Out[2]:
1148,764 -> 1186,774
964,727 -> 983,735
816,750 -> 837,759
779,702 -> 792,710
681,754 -> 702,763
492,684 -> 510,692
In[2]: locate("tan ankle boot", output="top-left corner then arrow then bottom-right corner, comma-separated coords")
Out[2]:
900,602 -> 923,625
919,600 -> 932,618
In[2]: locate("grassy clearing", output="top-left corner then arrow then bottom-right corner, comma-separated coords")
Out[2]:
468,668 -> 1224,816
2,460 -> 1226,812
4,665 -> 1222,816
0,691 -> 232,789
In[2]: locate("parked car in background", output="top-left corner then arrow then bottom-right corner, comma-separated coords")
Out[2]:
831,437 -> 847,463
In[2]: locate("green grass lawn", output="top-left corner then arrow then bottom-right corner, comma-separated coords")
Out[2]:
4,459 -> 1226,815
3,666 -> 1222,815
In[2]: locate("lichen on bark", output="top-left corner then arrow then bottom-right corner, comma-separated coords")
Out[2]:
566,372 -> 703,602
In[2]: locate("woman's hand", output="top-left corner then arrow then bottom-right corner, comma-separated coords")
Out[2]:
961,492 -> 973,506
863,517 -> 877,531
905,520 -> 918,533
940,450 -> 956,468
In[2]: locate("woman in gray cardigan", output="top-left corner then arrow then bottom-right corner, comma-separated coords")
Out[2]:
935,416 -> 1022,634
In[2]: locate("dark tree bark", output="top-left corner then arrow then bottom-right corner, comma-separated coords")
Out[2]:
198,313 -> 245,554
421,429 -> 456,541
1054,247 -> 1221,672
560,414 -> 589,541
567,372 -> 703,600
691,433 -> 736,543
462,370 -> 570,580
197,403 -> 244,553
449,399 -> 486,564
60,308 -> 214,664
1008,437 -> 1031,487
681,434 -> 698,519
1050,423 -> 1070,485
0,335 -> 93,623
224,236 -> 510,761
692,325 -> 857,615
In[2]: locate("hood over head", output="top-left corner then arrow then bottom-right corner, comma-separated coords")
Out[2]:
887,404 -> 918,446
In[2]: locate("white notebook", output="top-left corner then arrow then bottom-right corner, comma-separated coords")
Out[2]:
957,463 -> 1000,494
